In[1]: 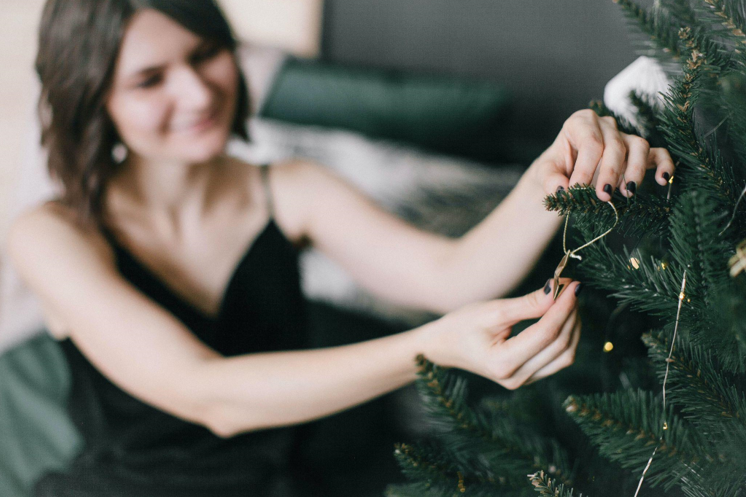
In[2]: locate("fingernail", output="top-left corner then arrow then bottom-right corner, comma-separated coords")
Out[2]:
662,172 -> 670,182
574,283 -> 583,296
603,184 -> 612,196
544,279 -> 552,295
556,186 -> 564,193
626,181 -> 637,196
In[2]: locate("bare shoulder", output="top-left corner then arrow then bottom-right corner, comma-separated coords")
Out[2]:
270,158 -> 327,182
269,159 -> 347,208
7,202 -> 115,286
249,159 -> 335,243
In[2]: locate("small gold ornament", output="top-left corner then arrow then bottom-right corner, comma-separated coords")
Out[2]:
552,253 -> 571,300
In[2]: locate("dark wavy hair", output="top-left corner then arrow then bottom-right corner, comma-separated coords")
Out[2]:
36,0 -> 251,228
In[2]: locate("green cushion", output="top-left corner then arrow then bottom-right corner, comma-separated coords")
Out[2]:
0,334 -> 81,496
259,58 -> 513,161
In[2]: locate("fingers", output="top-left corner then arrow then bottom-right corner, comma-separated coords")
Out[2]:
526,316 -> 581,384
495,279 -> 560,326
554,110 -> 676,201
506,307 -> 579,388
566,112 -> 605,189
617,142 -> 676,197
543,167 -> 571,196
649,147 -> 676,186
498,281 -> 580,368
592,117 -> 628,201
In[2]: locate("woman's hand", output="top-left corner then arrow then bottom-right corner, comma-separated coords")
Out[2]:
529,109 -> 675,201
420,280 -> 581,389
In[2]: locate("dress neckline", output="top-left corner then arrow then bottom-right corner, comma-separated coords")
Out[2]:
102,219 -> 278,322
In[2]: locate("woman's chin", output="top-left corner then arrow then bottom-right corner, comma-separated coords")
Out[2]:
177,136 -> 229,163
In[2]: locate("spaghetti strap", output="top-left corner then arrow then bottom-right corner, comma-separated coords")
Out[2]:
259,163 -> 275,219
98,222 -> 119,249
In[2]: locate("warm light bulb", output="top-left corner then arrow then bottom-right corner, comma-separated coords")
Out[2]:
660,262 -> 668,270
603,342 -> 614,352
629,257 -> 640,269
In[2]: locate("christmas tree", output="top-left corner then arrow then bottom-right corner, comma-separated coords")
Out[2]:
388,0 -> 746,495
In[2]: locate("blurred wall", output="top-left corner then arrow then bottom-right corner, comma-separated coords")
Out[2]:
322,0 -> 654,147
0,0 -> 46,240
0,0 -> 322,242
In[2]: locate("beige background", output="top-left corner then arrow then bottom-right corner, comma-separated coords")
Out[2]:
0,0 -> 323,242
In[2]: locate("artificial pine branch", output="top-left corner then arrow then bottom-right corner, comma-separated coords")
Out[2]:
661,0 -> 699,27
564,389 -> 707,493
528,470 -> 577,497
575,238 -> 685,318
629,90 -> 666,144
716,69 -> 746,182
613,0 -> 685,61
642,330 -> 746,427
706,277 -> 746,372
391,442 -> 485,496
698,0 -> 746,47
394,3 -> 746,495
666,189 -> 735,346
543,184 -> 672,237
413,356 -> 575,490
657,27 -> 737,202
478,388 -> 545,427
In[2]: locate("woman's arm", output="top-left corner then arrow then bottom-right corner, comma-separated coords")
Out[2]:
439,110 -> 676,308
295,111 -> 675,314
9,204 -> 579,438
435,164 -> 559,308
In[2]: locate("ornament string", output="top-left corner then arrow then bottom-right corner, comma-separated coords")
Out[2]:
553,200 -> 619,299
634,269 -> 688,497
719,182 -> 746,236
562,201 -> 619,255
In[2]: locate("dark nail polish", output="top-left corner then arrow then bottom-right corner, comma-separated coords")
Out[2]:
662,172 -> 670,182
603,184 -> 612,196
626,181 -> 637,195
556,186 -> 564,193
544,279 -> 552,295
574,283 -> 583,296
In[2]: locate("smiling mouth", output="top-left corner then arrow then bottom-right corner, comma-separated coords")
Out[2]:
174,108 -> 220,133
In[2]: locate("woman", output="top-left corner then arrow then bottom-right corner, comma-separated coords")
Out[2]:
8,0 -> 675,495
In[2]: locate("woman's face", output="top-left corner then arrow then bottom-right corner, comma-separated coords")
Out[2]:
106,9 -> 239,164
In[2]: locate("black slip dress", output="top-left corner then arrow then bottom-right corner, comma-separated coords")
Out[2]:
33,164 -> 317,496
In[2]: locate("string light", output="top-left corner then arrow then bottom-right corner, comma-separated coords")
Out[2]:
667,172 -> 675,201
603,342 -> 615,352
635,270 -> 687,496
629,257 -> 641,269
